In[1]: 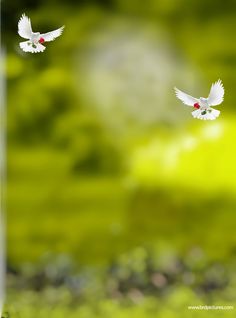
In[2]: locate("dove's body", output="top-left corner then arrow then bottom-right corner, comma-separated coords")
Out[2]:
174,80 -> 224,120
30,32 -> 44,45
22,32 -> 43,50
18,14 -> 64,53
199,97 -> 209,108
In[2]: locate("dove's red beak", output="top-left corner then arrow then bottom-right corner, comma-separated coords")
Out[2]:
39,37 -> 45,44
194,103 -> 200,109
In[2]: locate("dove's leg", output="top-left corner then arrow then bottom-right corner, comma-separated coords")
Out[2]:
192,109 -> 202,119
32,43 -> 46,53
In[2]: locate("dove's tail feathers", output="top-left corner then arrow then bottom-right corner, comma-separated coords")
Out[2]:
19,41 -> 46,53
192,108 -> 220,120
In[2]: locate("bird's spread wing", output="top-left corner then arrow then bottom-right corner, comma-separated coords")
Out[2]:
19,41 -> 46,53
40,26 -> 64,42
174,87 -> 199,106
18,14 -> 32,39
207,79 -> 224,106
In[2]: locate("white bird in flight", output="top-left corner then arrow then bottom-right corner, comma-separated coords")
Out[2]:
174,80 -> 224,120
18,14 -> 64,53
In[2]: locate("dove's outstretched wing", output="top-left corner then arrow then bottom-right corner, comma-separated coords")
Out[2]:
40,26 -> 64,42
207,79 -> 224,106
174,87 -> 199,106
18,14 -> 32,39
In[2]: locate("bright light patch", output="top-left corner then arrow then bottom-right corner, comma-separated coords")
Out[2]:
202,123 -> 223,140
76,19 -> 199,133
181,136 -> 197,151
163,143 -> 179,170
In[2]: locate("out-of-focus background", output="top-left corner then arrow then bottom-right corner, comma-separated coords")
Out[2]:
2,0 -> 236,317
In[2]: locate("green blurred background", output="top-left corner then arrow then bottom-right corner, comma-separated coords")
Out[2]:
2,0 -> 236,317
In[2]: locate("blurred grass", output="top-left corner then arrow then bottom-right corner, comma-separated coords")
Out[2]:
6,295 -> 236,318
7,117 -> 236,265
7,147 -> 127,265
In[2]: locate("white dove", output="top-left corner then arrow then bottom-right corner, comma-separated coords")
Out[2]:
174,80 -> 224,120
18,14 -> 64,53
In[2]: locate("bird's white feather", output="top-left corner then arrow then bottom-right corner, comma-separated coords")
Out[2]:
192,108 -> 220,120
174,87 -> 199,106
207,79 -> 224,106
19,41 -> 46,53
40,26 -> 64,42
18,14 -> 32,39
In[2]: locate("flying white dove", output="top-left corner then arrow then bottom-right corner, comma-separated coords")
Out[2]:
174,80 -> 224,120
18,14 -> 64,53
